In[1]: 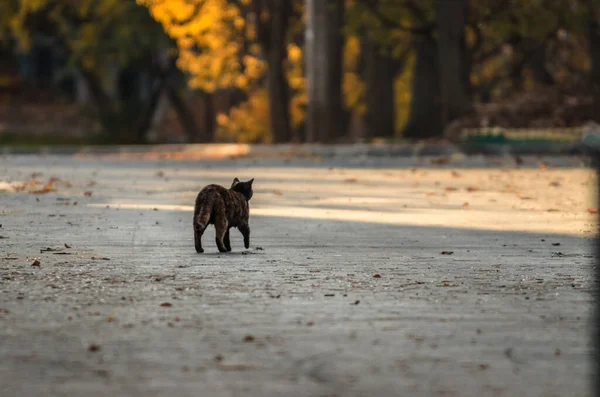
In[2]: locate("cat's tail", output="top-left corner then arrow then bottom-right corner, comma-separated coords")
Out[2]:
194,201 -> 213,231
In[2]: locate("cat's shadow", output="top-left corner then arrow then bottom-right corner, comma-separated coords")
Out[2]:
198,250 -> 264,256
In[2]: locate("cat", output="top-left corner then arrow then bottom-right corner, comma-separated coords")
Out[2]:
193,177 -> 254,253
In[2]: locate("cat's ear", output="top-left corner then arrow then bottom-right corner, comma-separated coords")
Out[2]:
232,177 -> 240,188
248,178 -> 254,186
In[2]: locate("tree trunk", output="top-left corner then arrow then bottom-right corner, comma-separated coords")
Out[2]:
136,76 -> 166,143
403,35 -> 443,139
263,2 -> 292,144
436,0 -> 471,125
166,86 -> 209,143
266,45 -> 291,143
590,18 -> 600,118
306,0 -> 345,143
528,46 -> 554,86
362,36 -> 397,140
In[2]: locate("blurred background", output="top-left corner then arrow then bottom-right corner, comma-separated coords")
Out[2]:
0,0 -> 598,146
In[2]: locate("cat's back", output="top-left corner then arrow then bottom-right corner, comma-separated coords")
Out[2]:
196,184 -> 229,203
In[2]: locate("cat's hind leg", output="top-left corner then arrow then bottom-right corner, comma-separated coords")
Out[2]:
224,228 -> 232,252
215,219 -> 228,253
194,223 -> 207,253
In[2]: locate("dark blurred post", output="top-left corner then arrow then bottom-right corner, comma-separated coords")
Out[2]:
593,147 -> 600,397
305,0 -> 344,143
436,0 -> 471,127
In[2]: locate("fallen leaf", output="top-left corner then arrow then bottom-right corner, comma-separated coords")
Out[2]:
549,181 -> 561,187
91,257 -> 110,261
160,302 -> 172,307
343,178 -> 358,183
353,300 -> 360,305
31,259 -> 41,267
324,293 -> 335,297
373,274 -> 382,278
107,316 -> 114,322
430,156 -> 450,165
444,187 -> 458,192
88,344 -> 101,352
513,155 -> 524,166
462,202 -> 469,207
84,191 -> 93,197
156,171 -> 165,178
441,251 -> 454,255
243,335 -> 255,342
272,190 -> 282,196
518,194 -> 534,200
554,348 -> 561,356
451,171 -> 461,178
306,321 -> 314,326
0,236 -> 8,239
466,186 -> 479,192
64,243 -> 71,248
552,243 -> 560,246
588,208 -> 598,214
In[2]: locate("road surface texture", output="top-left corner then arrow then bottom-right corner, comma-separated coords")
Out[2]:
0,154 -> 595,397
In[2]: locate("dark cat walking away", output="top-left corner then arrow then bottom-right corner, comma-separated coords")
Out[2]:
193,178 -> 254,253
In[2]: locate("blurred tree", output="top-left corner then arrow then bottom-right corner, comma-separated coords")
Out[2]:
2,0 -> 181,143
350,0 -> 440,139
346,0 -> 414,140
141,0 -> 304,143
587,5 -> 600,115
306,0 -> 345,143
436,0 -> 472,125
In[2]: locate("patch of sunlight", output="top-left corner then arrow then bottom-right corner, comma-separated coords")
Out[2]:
0,181 -> 14,191
87,203 -> 593,236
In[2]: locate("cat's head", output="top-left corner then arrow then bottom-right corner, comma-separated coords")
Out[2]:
231,177 -> 254,201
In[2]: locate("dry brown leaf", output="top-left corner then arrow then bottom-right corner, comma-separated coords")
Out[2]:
440,251 -> 454,255
84,191 -> 93,197
160,302 -> 172,307
373,274 -> 382,278
430,157 -> 450,165
88,344 -> 100,352
588,208 -> 598,214
344,178 -> 358,183
31,259 -> 41,267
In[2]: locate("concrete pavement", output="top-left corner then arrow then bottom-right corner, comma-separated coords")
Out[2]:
0,154 -> 595,397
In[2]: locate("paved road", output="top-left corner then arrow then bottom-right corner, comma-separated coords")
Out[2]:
0,154 -> 595,397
